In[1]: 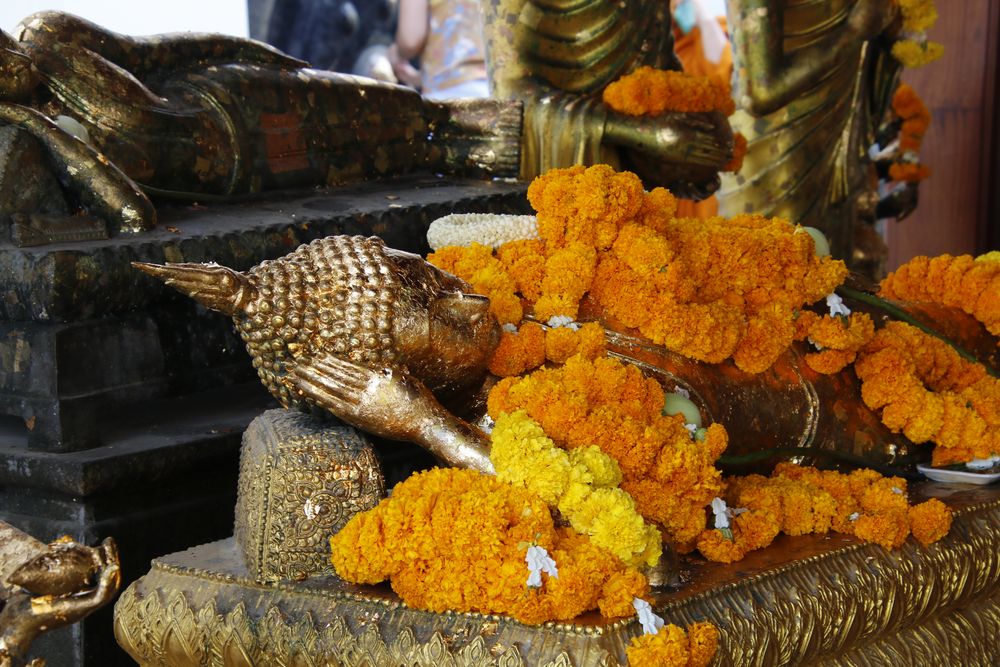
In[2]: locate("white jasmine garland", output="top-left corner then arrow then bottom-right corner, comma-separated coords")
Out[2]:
673,386 -> 691,399
502,323 -> 518,333
427,213 -> 538,250
525,545 -> 558,588
633,598 -> 665,635
826,293 -> 851,318
711,497 -> 730,530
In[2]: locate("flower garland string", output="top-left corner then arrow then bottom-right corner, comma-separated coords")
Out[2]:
329,467 -> 649,624
488,353 -> 729,553
429,164 -> 848,375
490,410 -> 662,568
891,0 -> 943,68
879,253 -> 1000,338
602,65 -> 736,116
626,620 -> 720,667
696,463 -> 953,563
854,321 -> 1000,465
887,84 -> 932,183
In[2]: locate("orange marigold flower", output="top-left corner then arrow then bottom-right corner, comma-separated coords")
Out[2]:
855,321 -> 999,463
488,323 -> 546,377
908,498 -> 953,546
545,322 -> 607,364
626,621 -> 720,667
881,253 -> 1000,337
889,162 -> 931,182
603,66 -> 736,116
329,468 -> 647,624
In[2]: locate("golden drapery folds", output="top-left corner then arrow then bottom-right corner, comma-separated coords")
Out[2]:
719,0 -> 901,265
479,0 -> 679,180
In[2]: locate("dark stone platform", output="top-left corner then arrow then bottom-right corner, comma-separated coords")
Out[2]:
0,175 -> 530,666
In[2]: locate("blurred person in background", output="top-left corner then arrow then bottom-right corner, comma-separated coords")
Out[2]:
388,0 -> 489,99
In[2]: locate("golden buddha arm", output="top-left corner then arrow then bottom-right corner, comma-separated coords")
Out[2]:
728,0 -> 897,116
285,353 -> 495,474
0,104 -> 156,232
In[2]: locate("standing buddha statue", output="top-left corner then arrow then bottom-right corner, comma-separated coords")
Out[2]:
718,0 -> 902,267
478,0 -> 735,199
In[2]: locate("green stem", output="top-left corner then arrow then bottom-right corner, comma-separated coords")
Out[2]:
718,447 -> 924,480
837,285 -> 998,378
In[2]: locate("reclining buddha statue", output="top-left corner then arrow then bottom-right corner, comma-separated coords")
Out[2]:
134,166 -> 1000,480
0,11 -> 523,235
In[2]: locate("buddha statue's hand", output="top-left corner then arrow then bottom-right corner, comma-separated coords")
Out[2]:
284,354 -> 437,443
603,110 -> 733,198
284,352 -> 495,473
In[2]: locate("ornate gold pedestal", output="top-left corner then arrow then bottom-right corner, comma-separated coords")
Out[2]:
114,484 -> 1000,666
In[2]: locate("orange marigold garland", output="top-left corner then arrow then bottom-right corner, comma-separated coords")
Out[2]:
793,311 -> 876,374
431,164 -> 848,374
723,132 -> 748,173
329,467 -> 649,625
602,66 -> 736,116
487,321 -> 607,377
626,621 -> 720,667
880,253 -> 1000,338
854,322 -> 1000,465
426,243 -> 522,325
886,84 -> 932,182
488,354 -> 728,552
696,463 -> 954,562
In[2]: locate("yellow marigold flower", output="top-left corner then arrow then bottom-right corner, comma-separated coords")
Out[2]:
488,355 -> 727,551
897,0 -> 938,32
490,411 -> 661,568
892,39 -> 944,68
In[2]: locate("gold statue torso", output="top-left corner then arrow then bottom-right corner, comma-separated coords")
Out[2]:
481,0 -> 677,176
719,0 -> 900,260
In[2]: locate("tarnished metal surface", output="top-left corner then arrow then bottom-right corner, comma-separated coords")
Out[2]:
0,12 -> 522,234
0,525 -> 120,667
719,0 -> 900,262
114,485 -> 1000,666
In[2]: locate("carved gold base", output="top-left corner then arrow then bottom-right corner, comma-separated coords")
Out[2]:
114,484 -> 1000,666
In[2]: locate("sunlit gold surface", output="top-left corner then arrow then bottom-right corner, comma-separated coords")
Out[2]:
0,524 -> 120,667
115,485 -> 1000,666
134,236 -> 498,474
480,0 -> 732,197
719,0 -> 900,261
